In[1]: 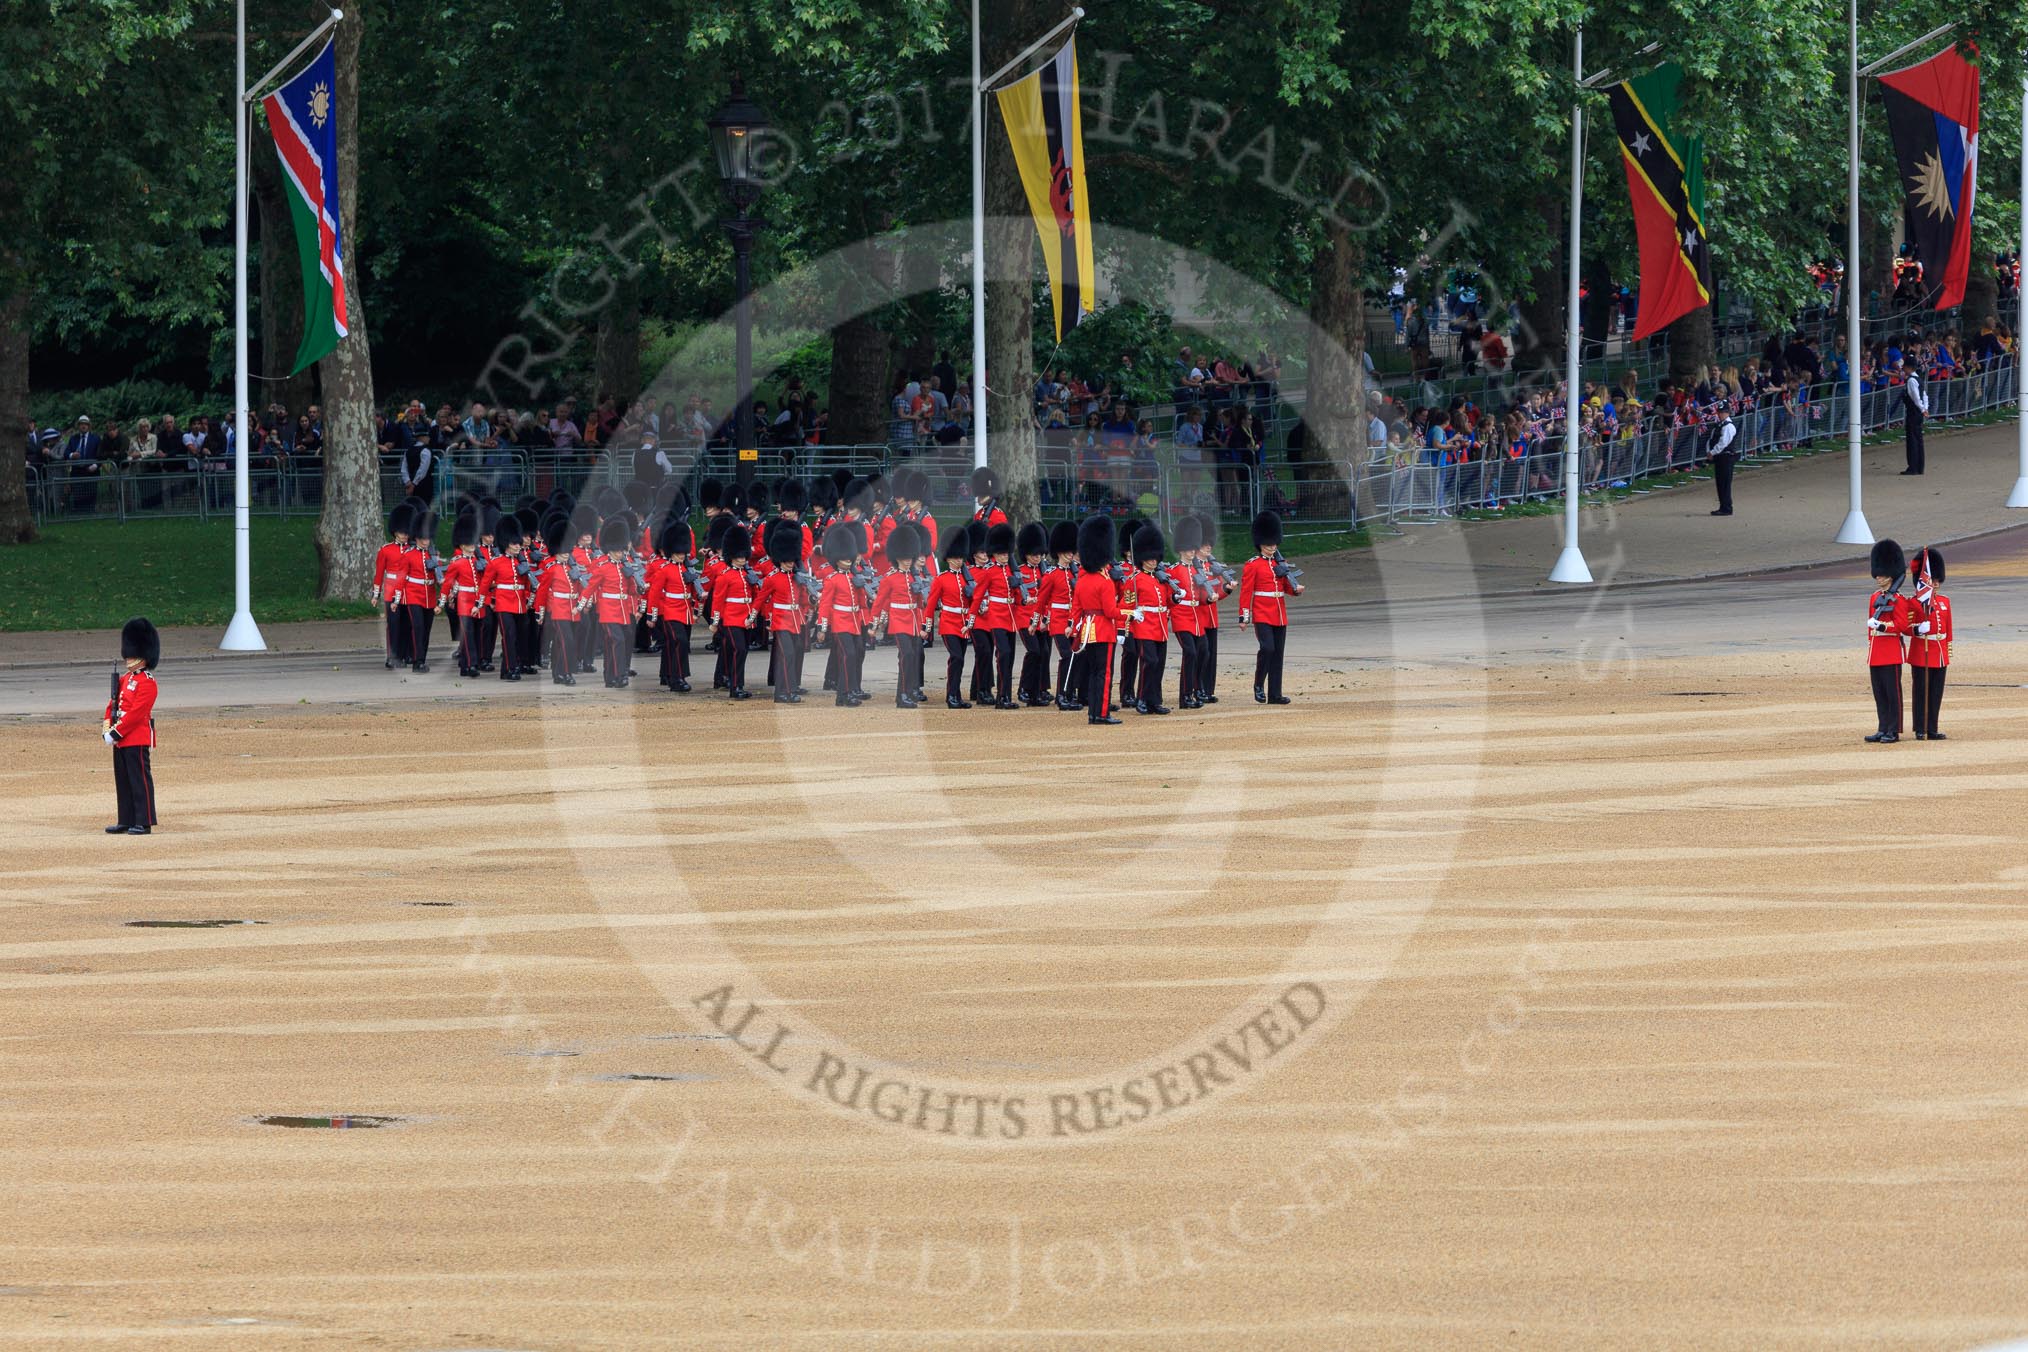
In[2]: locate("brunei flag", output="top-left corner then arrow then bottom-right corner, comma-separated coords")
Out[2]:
995,39 -> 1096,342
262,41 -> 349,375
1878,45 -> 1979,311
1608,63 -> 1711,341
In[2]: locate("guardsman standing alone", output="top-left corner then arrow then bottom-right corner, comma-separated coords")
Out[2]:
104,617 -> 160,835
1908,545 -> 1952,740
1240,510 -> 1303,704
1865,539 -> 1917,743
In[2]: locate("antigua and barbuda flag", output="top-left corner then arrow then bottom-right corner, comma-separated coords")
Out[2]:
1878,44 -> 1980,311
995,38 -> 1096,342
1607,63 -> 1712,342
262,41 -> 348,374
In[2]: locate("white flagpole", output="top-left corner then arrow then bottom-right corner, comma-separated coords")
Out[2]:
1835,0 -> 1873,546
1548,26 -> 1593,584
969,0 -> 989,473
221,0 -> 266,651
2010,59 -> 2028,508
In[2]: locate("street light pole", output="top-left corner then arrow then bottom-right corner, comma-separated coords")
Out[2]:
2010,57 -> 2028,509
1548,26 -> 1594,585
708,78 -> 770,491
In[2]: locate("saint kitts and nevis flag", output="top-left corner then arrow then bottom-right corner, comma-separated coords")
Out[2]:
1607,63 -> 1711,342
262,41 -> 349,374
1877,44 -> 1980,311
995,38 -> 1097,343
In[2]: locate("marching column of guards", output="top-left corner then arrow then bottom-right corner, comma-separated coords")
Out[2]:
372,468 -> 1307,718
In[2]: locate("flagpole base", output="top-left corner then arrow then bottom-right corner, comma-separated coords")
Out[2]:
2006,476 -> 2028,509
1834,509 -> 1874,546
220,610 -> 268,653
1547,546 -> 1593,585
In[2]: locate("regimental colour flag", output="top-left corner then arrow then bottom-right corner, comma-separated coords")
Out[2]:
995,38 -> 1097,342
1878,45 -> 1979,312
262,41 -> 349,375
1607,63 -> 1711,342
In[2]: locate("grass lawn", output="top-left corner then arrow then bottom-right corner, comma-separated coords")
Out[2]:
0,518 -> 376,632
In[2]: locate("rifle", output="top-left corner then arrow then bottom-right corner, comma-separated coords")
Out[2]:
1871,569 -> 1907,624
621,555 -> 648,592
960,564 -> 977,605
1271,559 -> 1305,585
795,568 -> 824,607
1206,560 -> 1240,589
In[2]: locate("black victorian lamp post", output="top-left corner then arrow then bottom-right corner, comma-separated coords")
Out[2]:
708,77 -> 770,489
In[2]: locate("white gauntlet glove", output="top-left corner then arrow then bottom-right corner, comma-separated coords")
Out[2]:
103,729 -> 117,745
1915,622 -> 1931,634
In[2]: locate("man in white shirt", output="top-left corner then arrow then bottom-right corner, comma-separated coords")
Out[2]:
1705,409 -> 1739,515
1898,367 -> 1927,475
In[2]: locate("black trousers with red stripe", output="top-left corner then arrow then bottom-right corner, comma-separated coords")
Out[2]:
659,619 -> 691,686
1084,639 -> 1117,721
113,746 -> 157,827
456,611 -> 482,674
1911,665 -> 1947,735
894,634 -> 923,704
404,604 -> 434,667
1136,636 -> 1168,708
943,634 -> 969,702
1018,630 -> 1049,702
1870,663 -> 1903,736
1201,627 -> 1220,696
1053,634 -> 1075,701
547,615 -> 575,677
1175,630 -> 1203,699
600,621 -> 629,684
495,613 -> 528,678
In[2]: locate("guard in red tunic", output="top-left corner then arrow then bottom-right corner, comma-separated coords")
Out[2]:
970,466 -> 1008,530
584,519 -> 635,688
1127,524 -> 1173,715
755,520 -> 807,703
817,524 -> 868,707
1012,523 -> 1051,706
1865,538 -> 1917,743
707,524 -> 758,700
376,506 -> 411,668
1197,512 -> 1227,704
1070,515 -> 1123,725
475,516 -> 531,682
873,522 -> 926,708
648,521 -> 698,693
399,507 -> 439,673
533,516 -> 581,687
1169,515 -> 1207,709
441,516 -> 485,677
1036,520 -> 1080,711
926,524 -> 974,708
1908,545 -> 1952,740
1240,510 -> 1304,704
103,616 -> 160,834
971,522 -> 1019,708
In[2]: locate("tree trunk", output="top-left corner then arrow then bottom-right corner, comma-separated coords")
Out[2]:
982,0 -> 1043,525
1300,218 -> 1360,518
827,313 -> 892,446
253,132 -> 315,416
1665,306 -> 1715,386
1512,191 -> 1566,382
0,289 -> 33,545
594,275 -> 641,405
313,9 -> 379,599
1961,265 -> 1998,329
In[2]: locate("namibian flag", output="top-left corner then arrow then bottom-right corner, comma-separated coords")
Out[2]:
995,39 -> 1096,342
262,41 -> 348,375
1878,45 -> 1979,312
1608,63 -> 1711,342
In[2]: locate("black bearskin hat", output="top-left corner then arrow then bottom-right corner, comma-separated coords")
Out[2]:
704,513 -> 733,554
942,519 -> 972,562
810,475 -> 840,513
121,616 -> 160,670
451,515 -> 478,550
1173,514 -> 1203,553
551,490 -> 577,515
1869,538 -> 1905,579
843,477 -> 871,514
721,483 -> 747,519
892,466 -> 924,503
823,523 -> 858,566
1251,510 -> 1283,550
767,518 -> 804,568
541,514 -> 571,555
698,478 -> 723,512
1077,515 -> 1116,573
868,474 -> 890,505
494,516 -> 524,551
886,522 -> 921,565
408,509 -> 436,547
1048,519 -> 1080,557
515,494 -> 538,514
970,465 -> 1001,499
570,503 -> 600,542
722,523 -> 752,562
623,480 -> 652,514
514,506 -> 540,538
1132,523 -> 1165,565
985,522 -> 1016,557
600,517 -> 632,553
1195,512 -> 1220,553
658,520 -> 694,558
832,467 -> 855,496
479,504 -> 502,537
1016,522 -> 1047,564
388,503 -> 413,538
593,484 -> 626,518
775,477 -> 807,515
1919,546 -> 1945,583
745,480 -> 770,515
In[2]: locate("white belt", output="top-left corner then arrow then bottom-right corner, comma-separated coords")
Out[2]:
601,591 -> 624,599
1049,603 -> 1069,610
940,605 -> 966,614
1175,600 -> 1199,606
455,585 -> 477,593
1257,590 -> 1284,598
831,604 -> 857,613
771,602 -> 797,611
